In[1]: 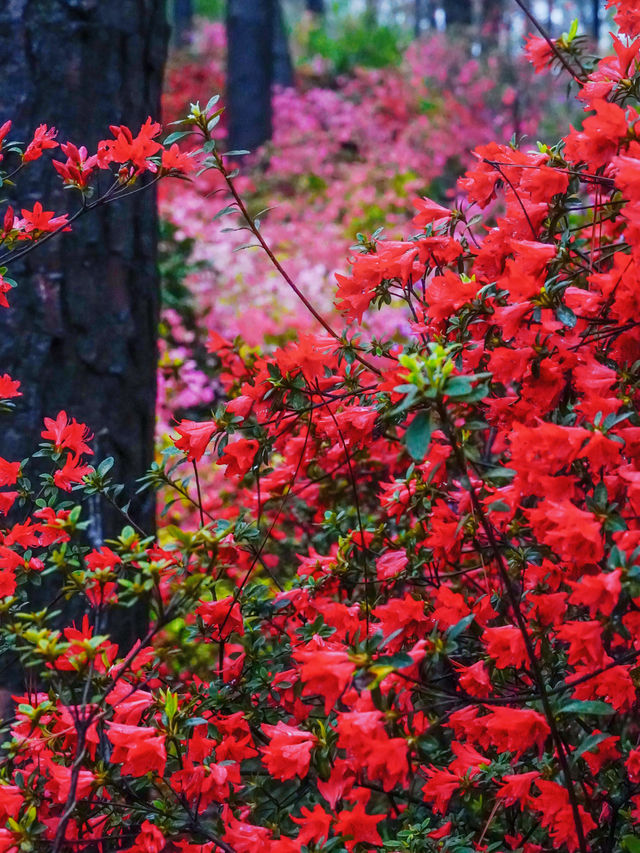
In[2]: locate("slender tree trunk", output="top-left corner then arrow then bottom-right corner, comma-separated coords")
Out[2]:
273,1 -> 294,87
591,0 -> 600,43
443,0 -> 472,27
173,0 -> 193,45
306,0 -> 324,14
227,0 -> 276,151
481,0 -> 504,45
0,0 -> 168,666
415,0 -> 424,36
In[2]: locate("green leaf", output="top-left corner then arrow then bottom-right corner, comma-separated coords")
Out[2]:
185,717 -> 208,727
404,410 -> 433,461
484,466 -> 516,482
163,130 -> 192,146
555,303 -> 577,328
375,652 -> 414,669
205,94 -> 221,114
446,613 -> 475,640
573,731 -> 611,760
622,837 -> 640,853
97,457 -> 114,477
212,205 -> 237,221
443,376 -> 473,397
557,699 -> 614,716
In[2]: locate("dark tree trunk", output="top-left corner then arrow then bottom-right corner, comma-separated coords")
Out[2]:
443,0 -> 472,27
0,0 -> 167,664
226,0 -> 276,151
273,1 -> 294,88
591,0 -> 600,42
481,0 -> 504,44
173,0 -> 193,45
306,0 -> 324,12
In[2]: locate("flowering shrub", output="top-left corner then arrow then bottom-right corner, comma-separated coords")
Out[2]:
157,22 -> 569,435
2,4 -> 640,853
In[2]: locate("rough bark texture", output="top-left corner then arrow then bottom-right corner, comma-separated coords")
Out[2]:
0,0 -> 167,668
226,0 -> 276,152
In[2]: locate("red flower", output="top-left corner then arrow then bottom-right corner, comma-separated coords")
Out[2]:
626,747 -> 640,783
412,196 -> 451,227
290,804 -> 332,847
127,820 -> 165,853
41,411 -> 93,456
22,124 -> 58,162
422,766 -> 463,814
483,706 -> 550,757
0,374 -> 21,399
44,762 -> 94,804
293,637 -> 354,714
606,0 -> 640,36
333,800 -> 384,851
53,141 -> 98,189
483,625 -> 529,670
0,458 -> 20,487
0,492 -> 18,518
452,659 -> 492,697
568,569 -> 621,617
524,35 -> 553,73
173,418 -> 217,462
106,722 -> 166,778
496,771 -> 540,807
220,438 -> 259,478
86,546 -> 121,572
53,454 -> 92,492
260,722 -> 317,781
196,595 -> 244,641
161,143 -> 193,173
18,201 -> 69,235
97,117 -> 162,172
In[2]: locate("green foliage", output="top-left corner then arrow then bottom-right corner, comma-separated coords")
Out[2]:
301,14 -> 406,75
158,219 -> 203,323
193,0 -> 224,19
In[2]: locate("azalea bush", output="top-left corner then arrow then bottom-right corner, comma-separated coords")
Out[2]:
2,2 -> 640,853
157,20 -> 567,376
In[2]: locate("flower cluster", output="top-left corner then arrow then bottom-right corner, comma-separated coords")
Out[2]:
156,23 -> 569,437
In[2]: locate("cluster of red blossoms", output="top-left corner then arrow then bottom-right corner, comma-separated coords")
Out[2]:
1,3 -> 640,853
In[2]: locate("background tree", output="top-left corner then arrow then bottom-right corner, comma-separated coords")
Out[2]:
273,1 -> 295,87
443,0 -> 472,27
227,0 -> 294,151
481,0 -> 505,44
0,0 -> 168,659
173,0 -> 194,44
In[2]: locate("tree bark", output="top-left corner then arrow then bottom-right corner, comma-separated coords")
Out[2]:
0,0 -> 167,663
226,0 -> 276,151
